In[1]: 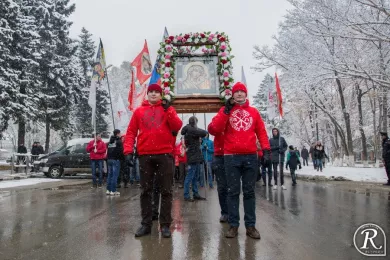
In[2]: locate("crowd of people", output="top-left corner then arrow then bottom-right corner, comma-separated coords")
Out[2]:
85,82 -> 390,242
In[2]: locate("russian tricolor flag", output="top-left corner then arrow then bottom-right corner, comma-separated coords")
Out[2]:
149,27 -> 169,86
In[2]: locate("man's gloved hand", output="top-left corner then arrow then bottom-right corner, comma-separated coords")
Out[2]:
263,149 -> 271,164
125,154 -> 134,167
162,99 -> 170,111
172,131 -> 178,137
223,98 -> 235,115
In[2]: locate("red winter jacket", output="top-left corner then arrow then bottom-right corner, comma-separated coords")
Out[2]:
86,139 -> 107,160
208,100 -> 270,155
208,124 -> 224,156
123,100 -> 182,155
176,142 -> 187,163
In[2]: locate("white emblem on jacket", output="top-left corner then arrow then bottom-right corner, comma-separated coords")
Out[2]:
229,109 -> 253,131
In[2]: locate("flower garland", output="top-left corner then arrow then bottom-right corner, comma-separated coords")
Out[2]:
157,32 -> 234,102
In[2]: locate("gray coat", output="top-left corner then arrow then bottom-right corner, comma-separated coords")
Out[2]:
269,134 -> 288,163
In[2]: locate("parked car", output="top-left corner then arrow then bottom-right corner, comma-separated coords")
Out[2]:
40,138 -> 108,178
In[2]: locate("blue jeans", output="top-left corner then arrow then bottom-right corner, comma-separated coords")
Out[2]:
107,159 -> 120,192
315,159 -> 323,171
198,163 -> 205,187
130,158 -> 140,183
91,160 -> 103,185
224,154 -> 257,227
206,161 -> 214,188
184,163 -> 200,199
214,156 -> 228,216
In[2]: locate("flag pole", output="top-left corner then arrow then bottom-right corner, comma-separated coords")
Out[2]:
105,68 -> 116,130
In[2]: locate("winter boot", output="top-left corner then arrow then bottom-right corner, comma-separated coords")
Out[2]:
135,225 -> 151,237
246,227 -> 261,239
225,226 -> 239,238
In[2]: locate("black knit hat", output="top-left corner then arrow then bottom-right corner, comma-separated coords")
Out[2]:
380,132 -> 388,137
113,129 -> 121,136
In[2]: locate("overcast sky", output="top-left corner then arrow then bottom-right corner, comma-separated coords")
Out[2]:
69,0 -> 291,99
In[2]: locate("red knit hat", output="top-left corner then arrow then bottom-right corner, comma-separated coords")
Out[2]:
147,83 -> 162,94
232,82 -> 247,95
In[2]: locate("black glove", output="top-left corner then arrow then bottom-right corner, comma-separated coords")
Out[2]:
172,131 -> 178,137
263,149 -> 271,164
125,154 -> 134,167
162,99 -> 170,111
223,98 -> 235,115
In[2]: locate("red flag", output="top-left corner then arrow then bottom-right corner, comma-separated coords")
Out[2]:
275,73 -> 283,117
128,40 -> 152,111
131,40 -> 152,84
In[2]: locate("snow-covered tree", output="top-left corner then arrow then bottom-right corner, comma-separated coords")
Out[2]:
0,0 -> 41,144
34,0 -> 83,152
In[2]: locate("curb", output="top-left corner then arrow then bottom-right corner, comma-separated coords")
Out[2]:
0,175 -> 29,181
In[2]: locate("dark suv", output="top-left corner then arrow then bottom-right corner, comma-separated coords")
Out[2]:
40,138 -> 108,178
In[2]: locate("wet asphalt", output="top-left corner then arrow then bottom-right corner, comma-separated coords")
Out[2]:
0,177 -> 389,260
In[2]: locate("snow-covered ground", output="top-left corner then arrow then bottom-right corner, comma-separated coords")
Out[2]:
295,165 -> 388,183
0,178 -> 60,189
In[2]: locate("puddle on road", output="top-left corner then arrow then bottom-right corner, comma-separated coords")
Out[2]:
347,188 -> 390,200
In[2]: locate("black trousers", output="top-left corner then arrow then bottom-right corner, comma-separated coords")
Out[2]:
290,168 -> 297,183
139,154 -> 173,227
272,162 -> 284,185
385,161 -> 390,182
302,158 -> 308,166
117,160 -> 130,185
178,162 -> 187,185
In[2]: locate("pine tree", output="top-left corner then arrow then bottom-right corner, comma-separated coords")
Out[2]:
75,27 -> 109,137
34,0 -> 83,152
0,0 -> 41,144
253,73 -> 273,119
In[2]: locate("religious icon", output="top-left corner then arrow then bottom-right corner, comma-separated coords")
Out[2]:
141,53 -> 152,75
175,57 -> 218,96
182,63 -> 211,90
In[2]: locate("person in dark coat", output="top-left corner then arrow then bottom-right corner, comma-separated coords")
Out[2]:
380,132 -> 390,186
286,145 -> 302,186
30,142 -> 40,172
181,116 -> 208,202
313,141 -> 328,172
301,146 -> 309,166
106,129 -> 123,195
37,142 -> 44,155
269,128 -> 288,190
17,143 -> 27,165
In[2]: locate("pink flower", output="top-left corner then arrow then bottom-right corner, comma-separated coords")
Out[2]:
177,36 -> 183,41
164,73 -> 170,78
165,55 -> 171,59
210,33 -> 215,38
182,38 -> 187,43
221,52 -> 227,57
220,45 -> 226,50
208,37 -> 213,41
223,71 -> 229,77
225,89 -> 232,95
166,46 -> 172,51
164,88 -> 170,95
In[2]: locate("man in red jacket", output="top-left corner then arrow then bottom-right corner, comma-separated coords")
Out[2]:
208,82 -> 271,240
123,83 -> 182,238
86,133 -> 107,188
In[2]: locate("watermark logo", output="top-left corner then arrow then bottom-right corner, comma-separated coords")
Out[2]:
353,223 -> 386,257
